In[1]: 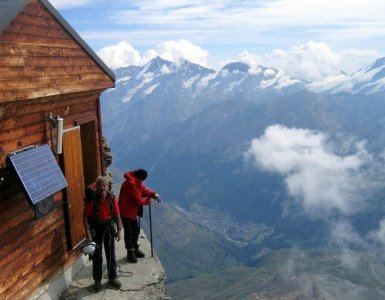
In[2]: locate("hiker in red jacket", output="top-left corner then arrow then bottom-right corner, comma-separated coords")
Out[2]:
118,169 -> 159,263
83,176 -> 123,291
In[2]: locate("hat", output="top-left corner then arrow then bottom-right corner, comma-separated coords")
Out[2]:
134,169 -> 148,180
80,241 -> 96,255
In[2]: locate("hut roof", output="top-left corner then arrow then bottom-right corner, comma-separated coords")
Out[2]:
0,0 -> 115,81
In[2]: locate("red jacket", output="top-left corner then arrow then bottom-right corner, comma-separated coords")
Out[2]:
83,192 -> 119,222
118,171 -> 156,220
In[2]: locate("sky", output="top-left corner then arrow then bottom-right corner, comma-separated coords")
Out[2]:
52,0 -> 385,80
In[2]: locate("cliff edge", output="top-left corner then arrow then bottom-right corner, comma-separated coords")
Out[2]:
29,230 -> 170,300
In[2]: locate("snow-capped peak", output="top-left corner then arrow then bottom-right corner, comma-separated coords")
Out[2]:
367,57 -> 385,72
308,57 -> 385,95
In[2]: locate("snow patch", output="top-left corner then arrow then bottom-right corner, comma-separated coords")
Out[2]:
220,69 -> 229,77
135,62 -> 151,79
116,76 -> 132,83
183,75 -> 200,88
274,75 -> 302,90
260,77 -> 279,89
224,76 -> 247,93
122,86 -> 142,102
307,74 -> 351,93
160,64 -> 172,74
198,73 -> 217,87
144,83 -> 160,95
264,69 -> 276,77
122,73 -> 155,102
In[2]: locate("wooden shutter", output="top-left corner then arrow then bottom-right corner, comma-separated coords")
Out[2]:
62,127 -> 86,249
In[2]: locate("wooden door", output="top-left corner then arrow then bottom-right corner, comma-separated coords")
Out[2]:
80,121 -> 98,186
62,127 -> 86,249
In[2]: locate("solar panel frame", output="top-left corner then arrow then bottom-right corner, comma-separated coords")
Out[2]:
8,144 -> 68,205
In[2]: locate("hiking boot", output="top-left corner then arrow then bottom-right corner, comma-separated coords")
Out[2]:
127,250 -> 137,263
135,247 -> 145,258
94,280 -> 102,291
109,277 -> 121,289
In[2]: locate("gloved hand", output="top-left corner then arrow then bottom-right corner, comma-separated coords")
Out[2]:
154,193 -> 162,203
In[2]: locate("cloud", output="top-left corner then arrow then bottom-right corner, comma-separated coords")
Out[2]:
238,42 -> 379,81
238,51 -> 263,74
152,39 -> 209,67
97,39 -> 209,69
57,0 -> 385,76
109,0 -> 385,45
331,220 -> 367,249
245,124 -> 373,217
265,42 -> 342,81
95,38 -> 378,80
97,41 -> 144,69
368,219 -> 385,247
113,0 -> 385,29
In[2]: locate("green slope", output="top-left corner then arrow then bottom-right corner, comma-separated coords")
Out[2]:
167,249 -> 385,300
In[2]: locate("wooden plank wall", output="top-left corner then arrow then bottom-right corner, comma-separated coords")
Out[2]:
0,92 -> 104,299
0,91 -> 103,165
0,1 -> 113,296
0,0 -> 114,103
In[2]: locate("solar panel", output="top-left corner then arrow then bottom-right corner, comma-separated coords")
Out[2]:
8,144 -> 68,205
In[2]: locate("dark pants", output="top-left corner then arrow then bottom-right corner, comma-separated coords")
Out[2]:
91,221 -> 117,280
122,217 -> 140,251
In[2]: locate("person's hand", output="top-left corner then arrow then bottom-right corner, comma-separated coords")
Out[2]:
115,230 -> 121,242
154,193 -> 162,203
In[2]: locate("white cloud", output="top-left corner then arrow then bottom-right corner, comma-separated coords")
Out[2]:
265,42 -> 342,81
238,42 -> 379,82
257,0 -> 385,27
97,41 -> 144,69
368,219 -> 385,247
113,0 -> 385,29
109,0 -> 385,48
245,124 -> 373,217
97,39 -> 209,69
331,220 -> 367,249
153,39 -> 209,67
238,51 -> 262,74
59,0 -> 385,75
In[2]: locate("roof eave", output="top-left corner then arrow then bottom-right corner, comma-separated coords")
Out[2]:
0,0 -> 28,33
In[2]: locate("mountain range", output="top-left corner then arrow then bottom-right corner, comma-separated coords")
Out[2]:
101,55 -> 385,156
101,56 -> 385,299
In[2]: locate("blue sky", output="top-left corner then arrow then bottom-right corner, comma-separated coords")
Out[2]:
52,0 -> 385,80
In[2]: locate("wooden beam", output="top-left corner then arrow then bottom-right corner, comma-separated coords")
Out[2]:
0,65 -> 103,78
0,74 -> 112,90
0,82 -> 112,103
0,43 -> 87,58
0,33 -> 80,48
5,22 -> 71,39
0,56 -> 96,67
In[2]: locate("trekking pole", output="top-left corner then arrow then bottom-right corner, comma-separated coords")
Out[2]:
149,202 -> 153,257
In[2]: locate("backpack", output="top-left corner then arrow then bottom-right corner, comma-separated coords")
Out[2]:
85,182 -> 97,203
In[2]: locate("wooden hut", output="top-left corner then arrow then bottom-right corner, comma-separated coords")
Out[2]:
0,0 -> 115,298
